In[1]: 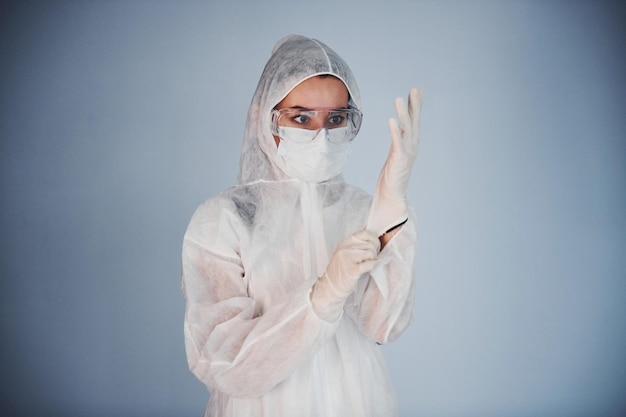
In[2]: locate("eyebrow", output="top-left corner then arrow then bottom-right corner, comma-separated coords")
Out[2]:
286,106 -> 349,111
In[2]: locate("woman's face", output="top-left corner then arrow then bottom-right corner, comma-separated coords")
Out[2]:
272,76 -> 349,147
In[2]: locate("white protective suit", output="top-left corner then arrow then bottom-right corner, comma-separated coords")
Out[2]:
182,34 -> 418,417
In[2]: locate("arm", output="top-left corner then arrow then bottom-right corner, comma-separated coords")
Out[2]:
182,198 -> 339,398
355,88 -> 422,343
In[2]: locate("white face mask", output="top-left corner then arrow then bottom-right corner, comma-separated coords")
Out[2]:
276,127 -> 351,183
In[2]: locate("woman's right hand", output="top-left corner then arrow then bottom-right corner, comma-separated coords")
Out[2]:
310,230 -> 380,321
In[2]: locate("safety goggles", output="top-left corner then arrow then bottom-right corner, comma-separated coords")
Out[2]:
271,107 -> 362,144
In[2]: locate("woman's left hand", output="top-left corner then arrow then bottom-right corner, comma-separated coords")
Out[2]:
366,87 -> 423,237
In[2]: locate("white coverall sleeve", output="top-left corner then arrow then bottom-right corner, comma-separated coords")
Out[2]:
347,209 -> 417,344
182,197 -> 339,398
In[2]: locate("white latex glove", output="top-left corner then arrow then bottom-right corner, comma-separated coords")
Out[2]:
310,230 -> 380,321
366,88 -> 423,236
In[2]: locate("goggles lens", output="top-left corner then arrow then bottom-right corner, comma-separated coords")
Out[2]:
271,107 -> 362,143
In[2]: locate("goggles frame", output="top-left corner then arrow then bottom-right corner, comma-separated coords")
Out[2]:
270,107 -> 363,143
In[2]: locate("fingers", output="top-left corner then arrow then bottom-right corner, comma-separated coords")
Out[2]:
408,87 -> 423,137
388,117 -> 402,150
337,230 -> 379,251
391,88 -> 422,146
394,96 -> 411,134
407,88 -> 422,116
351,229 -> 380,246
340,230 -> 380,262
355,258 -> 378,275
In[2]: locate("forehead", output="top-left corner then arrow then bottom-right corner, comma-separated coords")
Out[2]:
277,76 -> 349,109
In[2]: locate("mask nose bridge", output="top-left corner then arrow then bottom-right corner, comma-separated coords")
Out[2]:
312,128 -> 331,150
311,109 -> 331,144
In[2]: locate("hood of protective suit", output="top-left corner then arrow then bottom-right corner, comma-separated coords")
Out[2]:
237,34 -> 362,185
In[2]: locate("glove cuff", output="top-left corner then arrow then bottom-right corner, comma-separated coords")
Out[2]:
382,218 -> 408,235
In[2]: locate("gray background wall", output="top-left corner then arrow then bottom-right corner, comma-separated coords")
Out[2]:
1,1 -> 624,416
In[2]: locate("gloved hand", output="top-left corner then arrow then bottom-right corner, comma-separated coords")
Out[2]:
366,88 -> 423,236
310,230 -> 380,321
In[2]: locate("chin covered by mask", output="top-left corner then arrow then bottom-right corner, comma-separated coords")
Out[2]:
275,127 -> 351,183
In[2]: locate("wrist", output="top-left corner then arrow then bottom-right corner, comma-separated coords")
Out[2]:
378,218 -> 407,249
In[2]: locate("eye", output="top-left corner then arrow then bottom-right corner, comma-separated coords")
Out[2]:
291,112 -> 313,126
326,112 -> 347,128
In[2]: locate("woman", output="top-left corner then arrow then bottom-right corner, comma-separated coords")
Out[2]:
182,34 -> 422,417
